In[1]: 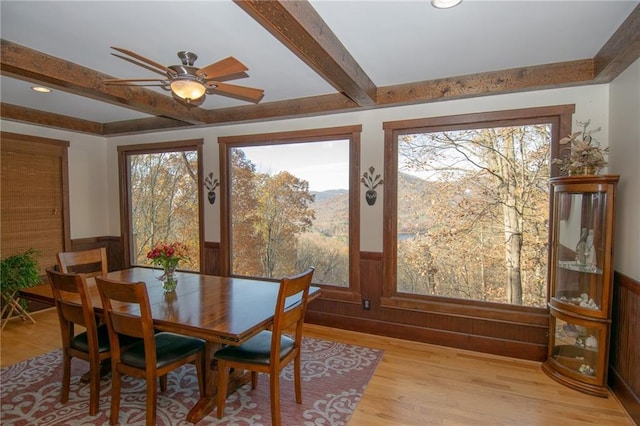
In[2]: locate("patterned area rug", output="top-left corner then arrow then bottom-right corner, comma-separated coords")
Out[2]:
1,337 -> 383,425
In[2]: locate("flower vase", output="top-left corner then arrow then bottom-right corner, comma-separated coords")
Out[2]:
161,265 -> 178,293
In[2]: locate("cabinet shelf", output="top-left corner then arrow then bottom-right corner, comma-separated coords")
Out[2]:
542,175 -> 618,398
558,260 -> 602,274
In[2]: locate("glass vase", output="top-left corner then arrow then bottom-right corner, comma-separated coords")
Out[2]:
161,265 -> 178,293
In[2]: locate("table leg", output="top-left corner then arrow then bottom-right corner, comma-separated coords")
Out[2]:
186,341 -> 252,423
79,361 -> 111,383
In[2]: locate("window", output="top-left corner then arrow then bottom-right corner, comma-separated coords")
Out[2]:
118,140 -> 203,271
383,106 -> 574,309
219,126 -> 361,300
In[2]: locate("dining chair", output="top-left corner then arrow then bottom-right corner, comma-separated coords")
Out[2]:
214,267 -> 315,425
46,267 -> 112,416
95,276 -> 206,426
57,247 -> 108,278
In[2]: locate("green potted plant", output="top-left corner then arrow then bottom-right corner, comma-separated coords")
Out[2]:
1,248 -> 41,324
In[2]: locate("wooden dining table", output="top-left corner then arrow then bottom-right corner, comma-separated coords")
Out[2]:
19,267 -> 320,423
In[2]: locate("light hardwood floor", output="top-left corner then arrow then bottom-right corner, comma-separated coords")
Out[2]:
1,309 -> 634,425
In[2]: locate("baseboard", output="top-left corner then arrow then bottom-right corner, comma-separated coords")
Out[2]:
609,366 -> 640,425
306,311 -> 547,361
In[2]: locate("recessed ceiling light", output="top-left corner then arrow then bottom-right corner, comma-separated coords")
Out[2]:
31,86 -> 52,93
431,0 -> 463,9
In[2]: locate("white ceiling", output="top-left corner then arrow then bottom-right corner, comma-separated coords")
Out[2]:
1,0 -> 638,124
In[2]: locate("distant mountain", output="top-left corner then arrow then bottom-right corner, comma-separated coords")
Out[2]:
308,175 -> 443,235
310,189 -> 349,235
311,189 -> 348,202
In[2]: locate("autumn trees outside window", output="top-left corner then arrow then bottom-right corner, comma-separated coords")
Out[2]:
219,126 -> 361,300
118,140 -> 204,271
383,105 -> 575,310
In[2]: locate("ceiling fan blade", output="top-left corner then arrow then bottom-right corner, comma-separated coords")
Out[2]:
206,81 -> 264,103
111,53 -> 167,77
111,46 -> 175,76
196,56 -> 248,79
203,71 -> 249,83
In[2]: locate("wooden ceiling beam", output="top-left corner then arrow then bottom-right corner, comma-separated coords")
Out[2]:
234,0 -> 377,107
0,39 -> 207,125
102,116 -> 195,136
378,60 -> 595,105
1,102 -> 104,135
593,4 -> 640,82
206,93 -> 359,125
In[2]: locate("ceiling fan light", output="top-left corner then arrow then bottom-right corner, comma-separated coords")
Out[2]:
431,0 -> 462,9
170,79 -> 206,101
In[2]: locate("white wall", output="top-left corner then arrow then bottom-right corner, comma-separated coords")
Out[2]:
609,58 -> 640,281
2,83 -> 615,253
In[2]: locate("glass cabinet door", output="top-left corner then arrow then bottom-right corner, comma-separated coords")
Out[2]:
552,190 -> 608,314
549,309 -> 607,384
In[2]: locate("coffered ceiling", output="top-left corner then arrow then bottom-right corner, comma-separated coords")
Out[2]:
1,1 -> 639,136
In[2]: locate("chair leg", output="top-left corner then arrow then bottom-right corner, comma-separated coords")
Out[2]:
61,351 -> 71,404
251,371 -> 258,389
159,374 -> 167,392
89,358 -> 101,415
216,360 -> 229,419
146,372 -> 158,426
110,366 -> 121,425
294,354 -> 302,404
270,372 -> 281,426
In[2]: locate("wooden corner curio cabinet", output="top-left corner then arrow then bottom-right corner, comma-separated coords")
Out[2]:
542,175 -> 619,397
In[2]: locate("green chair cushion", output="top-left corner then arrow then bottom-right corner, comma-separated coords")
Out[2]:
214,331 -> 294,365
70,323 -> 111,353
120,332 -> 205,369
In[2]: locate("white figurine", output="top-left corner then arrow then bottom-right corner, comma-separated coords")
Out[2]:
575,228 -> 588,265
585,229 -> 596,267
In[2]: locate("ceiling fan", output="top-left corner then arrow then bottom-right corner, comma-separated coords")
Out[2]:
104,47 -> 264,105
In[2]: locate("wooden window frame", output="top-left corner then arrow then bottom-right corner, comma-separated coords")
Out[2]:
219,125 -> 362,302
117,139 -> 204,271
382,105 -> 575,316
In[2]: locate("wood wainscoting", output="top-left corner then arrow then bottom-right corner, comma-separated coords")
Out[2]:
306,251 -> 548,362
610,271 -> 640,424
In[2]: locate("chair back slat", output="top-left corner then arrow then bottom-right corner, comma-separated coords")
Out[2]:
46,267 -> 99,349
57,248 -> 108,278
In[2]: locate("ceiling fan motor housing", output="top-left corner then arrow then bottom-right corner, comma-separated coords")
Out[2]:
178,51 -> 198,67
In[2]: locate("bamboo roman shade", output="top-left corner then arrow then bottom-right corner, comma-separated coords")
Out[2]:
1,133 -> 70,272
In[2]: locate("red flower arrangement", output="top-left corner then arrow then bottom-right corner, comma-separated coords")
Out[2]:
146,241 -> 189,270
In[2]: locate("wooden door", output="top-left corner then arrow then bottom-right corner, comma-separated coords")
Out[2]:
1,132 -> 70,273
